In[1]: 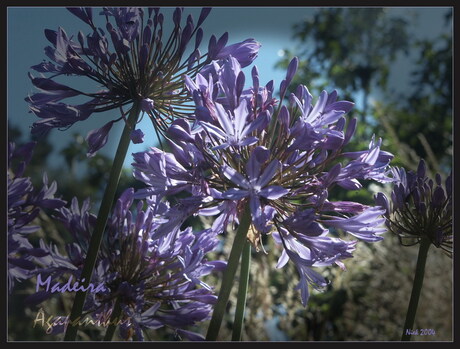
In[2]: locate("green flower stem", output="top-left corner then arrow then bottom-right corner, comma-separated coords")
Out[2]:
64,103 -> 140,341
231,241 -> 251,341
206,203 -> 252,341
103,298 -> 123,341
401,238 -> 431,341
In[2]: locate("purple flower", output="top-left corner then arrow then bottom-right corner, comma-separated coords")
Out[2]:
199,99 -> 264,150
322,207 -> 387,242
293,86 -> 353,128
215,38 -> 261,68
271,209 -> 357,305
375,160 -> 452,255
221,147 -> 289,232
7,142 -> 65,293
28,189 -> 222,340
133,56 -> 392,305
275,227 -> 332,305
132,147 -> 193,199
338,135 -> 394,188
26,7 -> 260,155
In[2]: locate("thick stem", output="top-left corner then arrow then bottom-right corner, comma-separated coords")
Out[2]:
206,203 -> 252,341
103,298 -> 123,341
401,238 -> 431,341
64,104 -> 140,341
231,241 -> 251,341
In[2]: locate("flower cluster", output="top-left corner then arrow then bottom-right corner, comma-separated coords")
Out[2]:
26,7 -> 259,156
26,188 -> 224,340
375,159 -> 452,256
8,142 -> 65,293
132,56 -> 393,305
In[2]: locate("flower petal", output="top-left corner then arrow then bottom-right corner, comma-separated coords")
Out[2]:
221,165 -> 249,188
221,188 -> 249,200
215,102 -> 234,135
259,185 -> 289,200
257,160 -> 281,187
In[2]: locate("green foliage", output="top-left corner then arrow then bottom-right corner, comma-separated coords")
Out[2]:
277,8 -> 410,122
377,33 -> 452,174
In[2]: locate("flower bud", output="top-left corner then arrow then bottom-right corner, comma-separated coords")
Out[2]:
417,159 -> 426,179
374,192 -> 390,217
435,173 -> 442,186
278,105 -> 290,130
141,98 -> 154,112
130,129 -> 145,144
86,120 -> 114,157
432,186 -> 446,208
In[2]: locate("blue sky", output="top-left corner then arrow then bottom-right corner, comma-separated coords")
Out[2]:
7,7 -> 451,169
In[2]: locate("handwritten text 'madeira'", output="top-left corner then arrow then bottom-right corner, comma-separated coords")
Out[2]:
36,274 -> 107,293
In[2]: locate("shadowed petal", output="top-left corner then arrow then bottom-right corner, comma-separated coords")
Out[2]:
86,121 -> 115,157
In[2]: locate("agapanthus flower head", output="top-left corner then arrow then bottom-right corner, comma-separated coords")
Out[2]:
26,7 -> 260,155
133,56 -> 392,305
375,159 -> 452,256
26,188 -> 224,340
8,142 -> 65,293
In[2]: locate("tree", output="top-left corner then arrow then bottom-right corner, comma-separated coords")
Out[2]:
276,8 -> 410,122
375,25 -> 452,174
